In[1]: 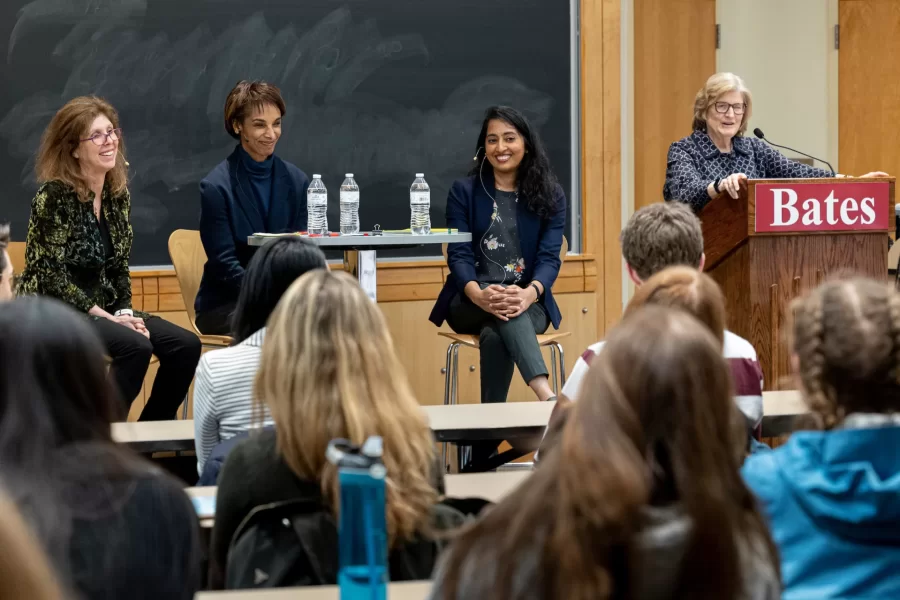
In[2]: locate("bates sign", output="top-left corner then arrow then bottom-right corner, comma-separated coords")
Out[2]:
755,182 -> 890,233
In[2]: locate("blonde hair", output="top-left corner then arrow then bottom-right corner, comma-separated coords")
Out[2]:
255,270 -> 437,543
791,277 -> 900,429
36,96 -> 128,202
0,492 -> 63,600
692,72 -> 753,136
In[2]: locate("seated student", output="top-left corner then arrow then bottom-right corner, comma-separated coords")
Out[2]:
193,237 -> 327,477
0,297 -> 200,599
742,277 -> 900,599
210,270 -> 463,589
0,492 -> 62,600
0,224 -> 13,301
564,202 -> 763,430
430,305 -> 780,600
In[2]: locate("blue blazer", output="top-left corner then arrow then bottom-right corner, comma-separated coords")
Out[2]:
429,175 -> 566,329
195,146 -> 309,315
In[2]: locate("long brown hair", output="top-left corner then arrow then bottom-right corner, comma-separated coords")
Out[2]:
791,277 -> 900,429
35,96 -> 128,202
436,306 -> 779,600
255,270 -> 437,544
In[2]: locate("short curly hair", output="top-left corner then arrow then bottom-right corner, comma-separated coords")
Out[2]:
223,80 -> 286,139
620,203 -> 704,281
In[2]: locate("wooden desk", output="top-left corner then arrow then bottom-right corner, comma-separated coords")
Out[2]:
114,393 -> 810,453
195,580 -> 431,599
186,471 -> 530,527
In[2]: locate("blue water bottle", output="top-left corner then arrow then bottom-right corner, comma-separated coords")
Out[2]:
327,437 -> 387,600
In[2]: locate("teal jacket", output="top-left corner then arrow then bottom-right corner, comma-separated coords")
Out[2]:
743,424 -> 900,599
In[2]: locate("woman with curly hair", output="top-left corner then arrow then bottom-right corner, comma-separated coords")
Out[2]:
429,106 -> 566,469
743,277 -> 900,598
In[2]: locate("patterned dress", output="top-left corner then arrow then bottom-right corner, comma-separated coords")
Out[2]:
475,189 -> 526,286
18,180 -> 147,317
663,130 -> 831,212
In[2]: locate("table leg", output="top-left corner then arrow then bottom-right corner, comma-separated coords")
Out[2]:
343,249 -> 378,302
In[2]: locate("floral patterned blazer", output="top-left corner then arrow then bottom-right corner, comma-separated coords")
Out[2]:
18,180 -> 140,315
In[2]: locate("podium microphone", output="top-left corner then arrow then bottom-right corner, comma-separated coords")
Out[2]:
753,128 -> 835,176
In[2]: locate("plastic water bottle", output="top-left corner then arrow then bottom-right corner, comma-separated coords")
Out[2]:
327,437 -> 387,600
307,175 -> 328,235
340,174 -> 360,235
410,174 -> 431,235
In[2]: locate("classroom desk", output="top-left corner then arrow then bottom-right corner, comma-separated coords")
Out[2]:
113,392 -> 809,453
186,470 -> 530,527
196,581 -> 431,599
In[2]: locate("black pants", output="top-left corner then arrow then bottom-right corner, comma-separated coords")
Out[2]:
195,301 -> 236,336
446,292 -> 550,467
92,316 -> 202,421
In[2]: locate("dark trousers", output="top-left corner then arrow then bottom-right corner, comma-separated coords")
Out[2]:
195,301 -> 236,336
92,316 -> 202,421
446,292 -> 550,467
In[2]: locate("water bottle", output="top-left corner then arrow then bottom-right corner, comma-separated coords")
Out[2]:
327,437 -> 387,600
307,174 -> 328,235
410,173 -> 431,235
340,174 -> 360,235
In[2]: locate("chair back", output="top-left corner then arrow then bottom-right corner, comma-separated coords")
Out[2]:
441,235 -> 569,267
167,230 -> 207,329
7,242 -> 25,274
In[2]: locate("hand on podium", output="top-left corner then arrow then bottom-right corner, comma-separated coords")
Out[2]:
719,172 -> 748,199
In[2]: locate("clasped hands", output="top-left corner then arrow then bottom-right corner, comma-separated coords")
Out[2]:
111,314 -> 149,339
468,283 -> 537,321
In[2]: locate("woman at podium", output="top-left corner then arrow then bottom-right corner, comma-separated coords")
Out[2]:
663,72 -> 887,212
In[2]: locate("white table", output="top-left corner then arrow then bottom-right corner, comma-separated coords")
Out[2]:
247,232 -> 471,301
195,580 -> 431,599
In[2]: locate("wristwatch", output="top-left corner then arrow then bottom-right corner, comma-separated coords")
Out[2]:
115,309 -> 134,317
530,282 -> 542,303
713,178 -> 722,194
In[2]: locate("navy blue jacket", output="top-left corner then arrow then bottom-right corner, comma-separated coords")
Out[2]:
195,146 -> 309,315
429,175 -> 566,329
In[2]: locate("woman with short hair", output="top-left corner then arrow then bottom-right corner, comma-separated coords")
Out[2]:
195,80 -> 310,334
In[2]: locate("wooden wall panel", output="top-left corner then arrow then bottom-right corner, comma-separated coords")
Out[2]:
839,0 -> 900,178
634,0 -> 716,210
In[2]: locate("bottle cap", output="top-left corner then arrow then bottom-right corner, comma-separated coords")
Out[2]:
345,173 -> 354,178
415,173 -> 424,178
312,174 -> 321,178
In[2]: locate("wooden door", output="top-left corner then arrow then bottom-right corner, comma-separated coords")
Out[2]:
634,0 -> 717,211
839,0 -> 900,179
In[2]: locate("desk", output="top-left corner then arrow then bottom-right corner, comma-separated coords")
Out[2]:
113,393 -> 809,454
186,471 -> 530,527
196,581 -> 431,599
247,232 -> 470,301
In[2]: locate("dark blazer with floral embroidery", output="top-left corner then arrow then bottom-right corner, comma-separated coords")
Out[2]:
18,180 -> 139,315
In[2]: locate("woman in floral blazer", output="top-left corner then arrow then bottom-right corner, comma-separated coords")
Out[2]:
18,96 -> 200,420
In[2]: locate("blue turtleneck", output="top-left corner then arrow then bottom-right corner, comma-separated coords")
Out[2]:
237,144 -> 274,219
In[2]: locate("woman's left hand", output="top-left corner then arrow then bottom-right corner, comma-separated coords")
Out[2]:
857,171 -> 891,178
498,285 -> 538,319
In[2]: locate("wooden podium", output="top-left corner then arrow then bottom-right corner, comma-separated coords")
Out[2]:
700,177 -> 895,389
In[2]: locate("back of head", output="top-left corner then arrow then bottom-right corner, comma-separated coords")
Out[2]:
256,270 -> 436,543
621,203 -> 704,281
436,306 -> 775,600
625,266 -> 726,347
231,237 -> 327,343
791,277 -> 900,428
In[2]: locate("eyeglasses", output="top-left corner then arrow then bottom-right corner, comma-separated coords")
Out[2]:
81,128 -> 122,146
714,102 -> 746,115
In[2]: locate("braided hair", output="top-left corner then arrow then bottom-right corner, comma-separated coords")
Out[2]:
791,277 -> 900,429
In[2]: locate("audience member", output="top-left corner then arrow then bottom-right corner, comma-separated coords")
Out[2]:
742,277 -> 900,598
0,492 -> 62,600
210,270 -> 462,588
0,297 -> 201,599
194,236 -> 327,477
0,224 -> 13,301
431,305 -> 780,600
16,96 -> 201,420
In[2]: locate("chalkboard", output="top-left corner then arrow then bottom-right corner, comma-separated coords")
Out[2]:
0,0 -> 573,265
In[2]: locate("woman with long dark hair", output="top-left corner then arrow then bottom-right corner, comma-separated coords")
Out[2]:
430,305 -> 781,600
0,297 -> 201,599
429,106 -> 566,469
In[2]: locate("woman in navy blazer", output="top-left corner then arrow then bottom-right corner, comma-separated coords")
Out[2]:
195,80 -> 309,335
430,106 -> 565,469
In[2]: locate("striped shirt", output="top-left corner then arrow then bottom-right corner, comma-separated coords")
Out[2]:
193,328 -> 274,474
561,330 -> 764,427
